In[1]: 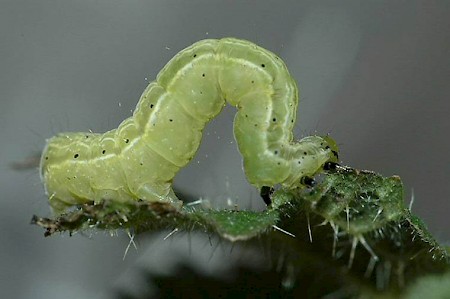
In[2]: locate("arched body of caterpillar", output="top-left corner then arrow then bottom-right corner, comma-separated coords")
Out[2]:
40,38 -> 339,214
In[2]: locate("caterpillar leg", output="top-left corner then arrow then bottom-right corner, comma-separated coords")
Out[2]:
260,186 -> 274,206
300,176 -> 316,188
135,184 -> 183,209
323,161 -> 339,171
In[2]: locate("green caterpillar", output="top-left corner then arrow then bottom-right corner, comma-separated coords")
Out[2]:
40,38 -> 339,214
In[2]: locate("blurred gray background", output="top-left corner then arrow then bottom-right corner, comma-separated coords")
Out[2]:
1,1 -> 449,298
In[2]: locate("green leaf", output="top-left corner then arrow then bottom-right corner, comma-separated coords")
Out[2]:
32,166 -> 449,297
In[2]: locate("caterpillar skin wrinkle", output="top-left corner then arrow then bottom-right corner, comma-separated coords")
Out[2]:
40,38 -> 339,214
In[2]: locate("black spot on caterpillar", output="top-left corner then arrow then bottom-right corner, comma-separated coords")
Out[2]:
40,38 -> 339,214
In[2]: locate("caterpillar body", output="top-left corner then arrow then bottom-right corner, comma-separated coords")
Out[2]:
40,38 -> 339,214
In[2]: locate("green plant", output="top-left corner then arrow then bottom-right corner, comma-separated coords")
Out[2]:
32,165 -> 449,298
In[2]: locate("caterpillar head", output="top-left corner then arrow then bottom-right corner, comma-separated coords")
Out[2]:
280,135 -> 340,189
295,135 -> 339,189
321,135 -> 339,164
